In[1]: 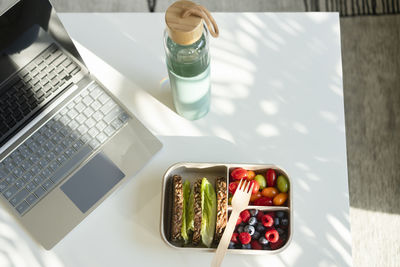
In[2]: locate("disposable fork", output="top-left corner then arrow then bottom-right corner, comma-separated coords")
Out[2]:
211,179 -> 254,267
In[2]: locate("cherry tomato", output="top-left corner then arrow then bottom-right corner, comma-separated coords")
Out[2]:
250,191 -> 262,203
229,182 -> 238,195
266,169 -> 276,187
247,170 -> 256,180
250,180 -> 260,194
253,196 -> 273,206
261,187 -> 279,198
231,168 -> 248,180
273,193 -> 288,206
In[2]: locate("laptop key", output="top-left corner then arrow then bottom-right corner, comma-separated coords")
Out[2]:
34,186 -> 46,199
25,182 -> 36,192
15,178 -> 27,189
0,180 -> 8,192
26,194 -> 38,205
3,185 -> 18,199
22,171 -> 34,182
5,175 -> 17,184
10,188 -> 29,206
42,179 -> 54,191
16,201 -> 30,215
33,175 -> 45,185
50,145 -> 92,184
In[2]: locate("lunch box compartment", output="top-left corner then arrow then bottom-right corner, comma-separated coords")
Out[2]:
160,162 -> 292,254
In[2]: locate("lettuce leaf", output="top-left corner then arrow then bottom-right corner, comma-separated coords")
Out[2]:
200,177 -> 217,248
187,181 -> 195,233
181,180 -> 191,243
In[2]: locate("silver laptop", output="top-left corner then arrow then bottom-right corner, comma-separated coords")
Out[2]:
0,0 -> 162,249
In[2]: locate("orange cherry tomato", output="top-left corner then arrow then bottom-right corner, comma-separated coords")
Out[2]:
273,193 -> 288,206
261,187 -> 279,198
247,170 -> 256,180
250,191 -> 262,203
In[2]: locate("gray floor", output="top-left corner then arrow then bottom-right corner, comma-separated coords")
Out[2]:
0,0 -> 399,266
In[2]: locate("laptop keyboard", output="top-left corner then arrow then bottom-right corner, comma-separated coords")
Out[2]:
0,43 -> 81,146
0,82 -> 130,215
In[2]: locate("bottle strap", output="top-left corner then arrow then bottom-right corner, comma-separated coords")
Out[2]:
181,5 -> 219,38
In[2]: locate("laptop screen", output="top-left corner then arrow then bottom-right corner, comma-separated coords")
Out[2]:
0,0 -> 86,148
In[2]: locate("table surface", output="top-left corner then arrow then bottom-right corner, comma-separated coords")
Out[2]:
0,13 -> 352,267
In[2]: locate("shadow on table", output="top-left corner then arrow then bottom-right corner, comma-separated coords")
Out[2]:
0,208 -> 64,267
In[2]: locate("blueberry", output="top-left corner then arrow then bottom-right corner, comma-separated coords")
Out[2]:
281,218 -> 289,226
228,241 -> 235,249
262,245 -> 270,250
256,223 -> 266,232
276,211 -> 285,218
249,209 -> 258,217
277,228 -> 284,236
235,243 -> 242,249
259,237 -> 269,245
248,217 -> 257,226
237,225 -> 244,233
244,225 -> 255,236
252,231 -> 261,240
274,217 -> 280,226
242,243 -> 251,249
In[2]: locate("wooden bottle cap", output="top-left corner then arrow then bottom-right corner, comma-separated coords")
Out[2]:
165,1 -> 203,46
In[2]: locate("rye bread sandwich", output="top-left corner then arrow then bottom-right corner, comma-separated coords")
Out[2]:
170,176 -> 227,247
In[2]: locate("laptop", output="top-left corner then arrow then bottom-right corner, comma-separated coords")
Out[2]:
0,0 -> 162,249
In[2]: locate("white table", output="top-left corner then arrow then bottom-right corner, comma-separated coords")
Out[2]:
0,13 -> 351,267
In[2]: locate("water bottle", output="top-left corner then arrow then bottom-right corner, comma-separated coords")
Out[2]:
164,0 -> 219,120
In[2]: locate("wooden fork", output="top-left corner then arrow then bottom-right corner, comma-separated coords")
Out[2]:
211,179 -> 254,267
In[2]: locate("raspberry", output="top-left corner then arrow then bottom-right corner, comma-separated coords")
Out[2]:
270,238 -> 285,250
231,232 -> 239,244
236,216 -> 242,225
266,211 -> 275,218
256,211 -> 264,221
240,210 -> 251,223
262,214 -> 274,227
239,232 -> 251,245
265,229 -> 279,243
250,240 -> 262,250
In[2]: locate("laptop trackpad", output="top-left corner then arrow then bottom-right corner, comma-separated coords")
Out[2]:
60,153 -> 125,213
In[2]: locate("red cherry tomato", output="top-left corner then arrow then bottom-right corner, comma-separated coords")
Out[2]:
250,180 -> 260,194
266,169 -> 276,187
253,196 -> 273,206
229,182 -> 238,195
231,168 -> 248,180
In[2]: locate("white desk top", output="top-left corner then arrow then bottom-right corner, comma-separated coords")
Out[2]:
0,13 -> 351,267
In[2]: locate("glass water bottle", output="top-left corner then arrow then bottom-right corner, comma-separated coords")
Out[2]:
164,0 -> 218,120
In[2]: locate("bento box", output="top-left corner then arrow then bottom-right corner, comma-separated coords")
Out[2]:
160,162 -> 293,254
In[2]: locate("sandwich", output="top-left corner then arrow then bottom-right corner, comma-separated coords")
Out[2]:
170,176 -> 227,247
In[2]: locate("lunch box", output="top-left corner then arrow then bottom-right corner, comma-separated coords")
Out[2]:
160,162 -> 293,254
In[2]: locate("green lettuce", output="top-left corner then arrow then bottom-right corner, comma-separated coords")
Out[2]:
200,177 -> 217,248
187,181 -> 195,233
181,180 -> 191,244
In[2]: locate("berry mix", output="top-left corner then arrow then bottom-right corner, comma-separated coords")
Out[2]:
229,209 -> 289,250
228,168 -> 289,206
